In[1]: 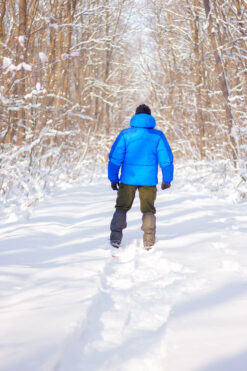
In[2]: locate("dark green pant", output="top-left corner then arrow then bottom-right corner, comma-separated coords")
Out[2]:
110,183 -> 157,243
115,183 -> 157,213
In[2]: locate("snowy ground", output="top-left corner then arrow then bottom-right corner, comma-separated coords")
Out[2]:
0,173 -> 247,371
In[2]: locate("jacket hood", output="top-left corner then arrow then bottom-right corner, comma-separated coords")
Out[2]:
130,113 -> 156,129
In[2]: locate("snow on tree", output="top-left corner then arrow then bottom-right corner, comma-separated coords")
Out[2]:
0,0 -> 246,211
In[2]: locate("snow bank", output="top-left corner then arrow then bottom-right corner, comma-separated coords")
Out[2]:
0,157 -> 246,227
174,160 -> 247,203
0,133 -> 110,221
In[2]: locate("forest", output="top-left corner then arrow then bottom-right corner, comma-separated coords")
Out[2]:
1,2 -> 247,370
0,0 -> 247,207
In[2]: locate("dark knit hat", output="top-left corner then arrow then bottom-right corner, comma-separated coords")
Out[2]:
135,104 -> 151,115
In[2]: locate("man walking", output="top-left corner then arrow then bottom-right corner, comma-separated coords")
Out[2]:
108,104 -> 173,253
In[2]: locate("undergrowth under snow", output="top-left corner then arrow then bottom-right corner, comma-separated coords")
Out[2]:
1,159 -> 246,223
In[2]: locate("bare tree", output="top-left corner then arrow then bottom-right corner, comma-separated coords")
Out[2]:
203,0 -> 238,163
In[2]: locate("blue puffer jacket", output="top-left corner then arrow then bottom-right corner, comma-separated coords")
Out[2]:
108,113 -> 174,186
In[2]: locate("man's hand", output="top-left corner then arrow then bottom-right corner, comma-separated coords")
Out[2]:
161,182 -> 171,190
111,182 -> 119,191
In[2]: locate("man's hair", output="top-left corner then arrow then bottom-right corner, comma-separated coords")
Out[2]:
135,104 -> 151,115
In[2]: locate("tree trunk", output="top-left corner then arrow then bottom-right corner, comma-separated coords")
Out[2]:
16,0 -> 27,145
0,0 -> 6,56
192,1 -> 205,159
203,0 -> 238,163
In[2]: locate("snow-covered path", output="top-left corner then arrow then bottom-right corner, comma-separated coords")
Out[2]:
0,178 -> 247,371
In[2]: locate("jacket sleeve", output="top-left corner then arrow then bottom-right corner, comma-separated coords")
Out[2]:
157,133 -> 174,183
108,131 -> 126,183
